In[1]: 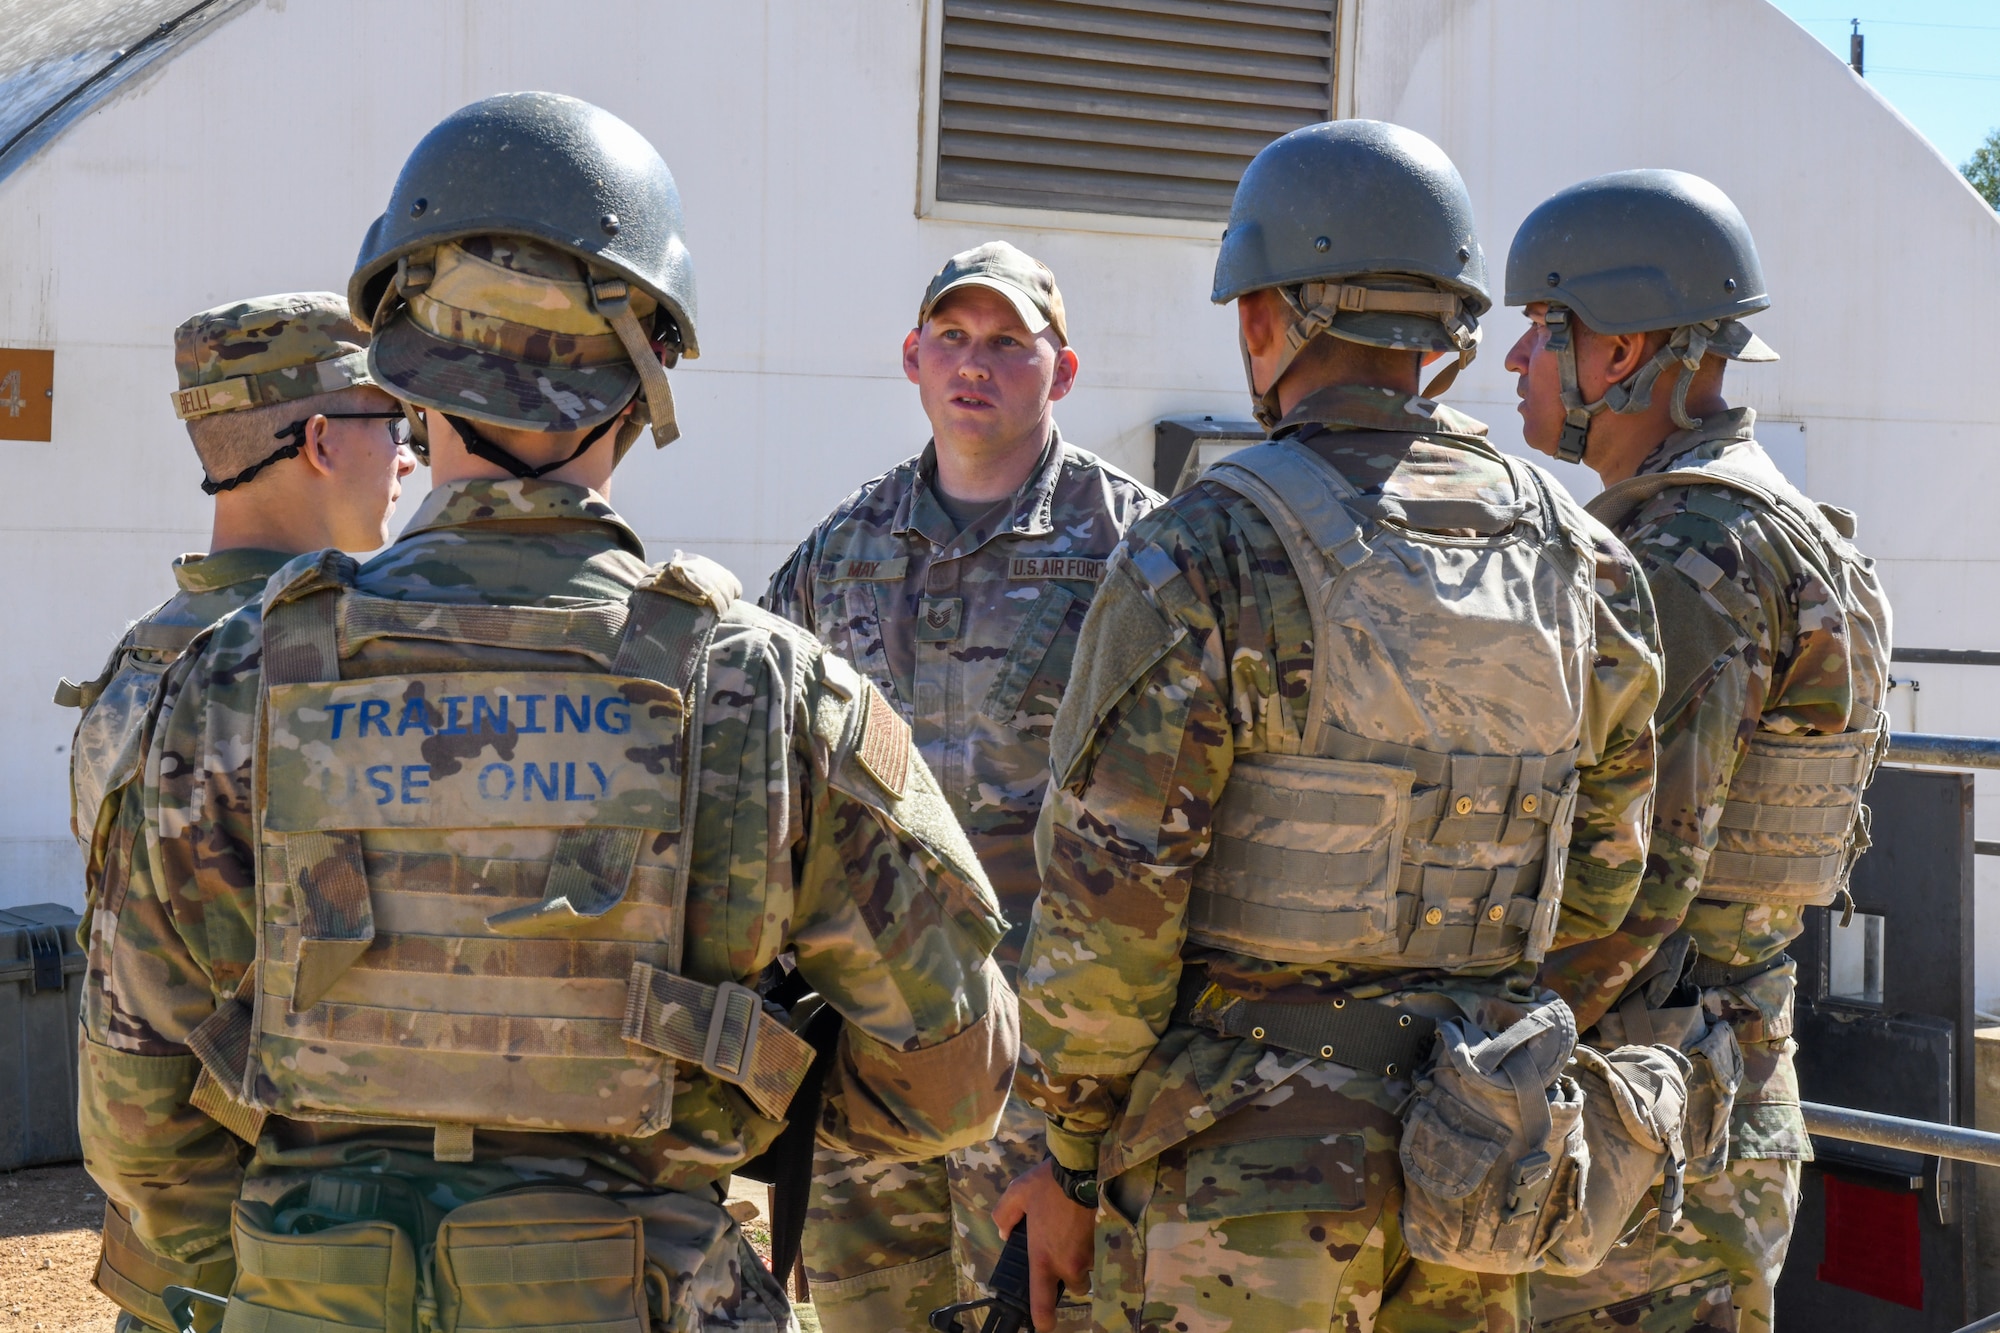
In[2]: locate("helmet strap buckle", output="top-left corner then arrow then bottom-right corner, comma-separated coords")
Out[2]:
590,274 -> 682,451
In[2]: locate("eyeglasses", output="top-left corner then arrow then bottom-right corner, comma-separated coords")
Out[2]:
276,411 -> 413,448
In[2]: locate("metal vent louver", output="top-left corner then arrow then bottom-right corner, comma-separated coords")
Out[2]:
935,0 -> 1338,222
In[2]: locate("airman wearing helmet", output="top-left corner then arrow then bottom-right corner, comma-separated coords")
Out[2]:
76,93 -> 1017,1333
994,120 -> 1664,1333
1510,170 -> 1893,1333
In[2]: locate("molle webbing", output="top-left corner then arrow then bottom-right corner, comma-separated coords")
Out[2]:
1171,967 -> 1437,1078
249,565 -> 817,1147
128,620 -> 208,658
340,597 -> 629,666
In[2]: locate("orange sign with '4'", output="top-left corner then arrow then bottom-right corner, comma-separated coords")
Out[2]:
0,348 -> 53,442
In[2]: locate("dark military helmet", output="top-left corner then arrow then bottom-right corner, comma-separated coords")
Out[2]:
1212,119 -> 1490,321
349,91 -> 697,358
1504,169 -> 1768,337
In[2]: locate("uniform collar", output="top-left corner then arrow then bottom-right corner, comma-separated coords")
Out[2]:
898,429 -> 1068,552
396,478 -> 646,558
1273,383 -> 1490,440
172,548 -> 292,594
1636,406 -> 1759,478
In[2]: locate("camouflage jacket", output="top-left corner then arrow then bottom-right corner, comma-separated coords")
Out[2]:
78,479 -> 1017,1265
763,433 -> 1159,966
1540,408 -> 1891,1157
60,549 -> 292,901
1015,385 -> 1662,1176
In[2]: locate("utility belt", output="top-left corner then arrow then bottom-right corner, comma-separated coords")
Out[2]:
1172,971 -> 1690,1276
1169,965 -> 1438,1078
217,1175 -> 667,1333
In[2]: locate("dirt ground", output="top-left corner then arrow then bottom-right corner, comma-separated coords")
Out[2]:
0,1165 -> 120,1332
0,1167 -> 816,1332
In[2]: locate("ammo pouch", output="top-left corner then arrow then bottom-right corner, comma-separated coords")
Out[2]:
224,1180 -> 648,1333
1681,1016 -> 1745,1181
1398,997 -> 1584,1273
1540,1043 -> 1693,1277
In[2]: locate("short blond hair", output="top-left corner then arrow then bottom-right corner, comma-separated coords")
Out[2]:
185,385 -> 383,487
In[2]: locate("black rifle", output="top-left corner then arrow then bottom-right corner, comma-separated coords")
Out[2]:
928,1219 -> 1061,1333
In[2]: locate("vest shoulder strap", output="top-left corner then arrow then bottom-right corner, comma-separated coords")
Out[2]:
1207,439 -> 1371,573
1587,443 -> 1841,553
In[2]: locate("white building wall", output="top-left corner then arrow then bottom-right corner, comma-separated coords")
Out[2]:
5,0 -> 1998,1007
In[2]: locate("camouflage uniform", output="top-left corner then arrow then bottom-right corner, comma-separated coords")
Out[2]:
1017,384 -> 1662,1332
78,477 -> 1018,1332
763,433 -> 1158,1329
62,293 -> 384,1333
1534,410 -> 1891,1333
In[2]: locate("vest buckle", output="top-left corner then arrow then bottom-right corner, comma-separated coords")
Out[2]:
702,981 -> 762,1085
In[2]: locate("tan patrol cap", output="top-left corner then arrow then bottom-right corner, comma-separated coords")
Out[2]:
171,293 -> 374,421
919,241 -> 1069,345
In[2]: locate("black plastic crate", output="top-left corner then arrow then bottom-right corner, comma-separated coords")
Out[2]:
0,903 -> 85,1170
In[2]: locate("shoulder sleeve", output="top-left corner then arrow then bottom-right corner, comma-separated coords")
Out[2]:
760,531 -> 822,630
786,638 -> 1016,1159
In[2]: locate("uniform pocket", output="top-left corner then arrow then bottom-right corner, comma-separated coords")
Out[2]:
1183,1133 -> 1369,1220
433,1186 -> 648,1333
981,584 -> 1081,734
223,1200 -> 417,1333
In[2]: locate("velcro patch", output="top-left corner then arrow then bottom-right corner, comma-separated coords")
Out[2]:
825,557 -> 909,583
1009,555 -> 1106,582
857,685 -> 911,798
263,671 -> 685,832
170,376 -> 255,420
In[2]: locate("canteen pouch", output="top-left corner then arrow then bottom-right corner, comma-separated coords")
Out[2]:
223,1198 -> 418,1333
1398,997 -> 1585,1273
1542,1043 -> 1693,1276
1681,1017 -> 1744,1182
432,1186 -> 648,1333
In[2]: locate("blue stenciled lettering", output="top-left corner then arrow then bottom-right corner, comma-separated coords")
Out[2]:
478,763 -> 515,801
324,702 -> 355,739
358,700 -> 391,737
587,761 -> 609,795
401,764 -> 429,803
555,695 -> 590,733
523,762 -> 558,801
471,696 -> 510,735
440,696 -> 468,735
565,762 -> 593,801
595,697 -> 631,733
517,694 -> 547,733
397,697 -> 435,736
366,765 -> 394,805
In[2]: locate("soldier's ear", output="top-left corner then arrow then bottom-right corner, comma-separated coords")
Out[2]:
902,327 -> 923,385
300,415 -> 339,479
1049,345 -> 1080,402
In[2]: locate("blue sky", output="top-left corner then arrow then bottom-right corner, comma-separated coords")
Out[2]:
1771,3 -> 2000,167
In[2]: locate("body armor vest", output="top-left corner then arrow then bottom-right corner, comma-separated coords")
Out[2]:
1181,435 -> 1595,971
61,610 -> 206,877
1591,442 -> 1892,909
186,553 -> 814,1157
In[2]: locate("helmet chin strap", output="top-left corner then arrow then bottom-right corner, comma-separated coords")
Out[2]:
444,413 -> 618,480
1547,306 -> 1716,464
1242,282 -> 1478,428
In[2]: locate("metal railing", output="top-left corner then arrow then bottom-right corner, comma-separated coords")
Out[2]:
1888,732 -> 2000,770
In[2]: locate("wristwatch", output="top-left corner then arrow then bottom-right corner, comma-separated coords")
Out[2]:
1049,1157 -> 1099,1210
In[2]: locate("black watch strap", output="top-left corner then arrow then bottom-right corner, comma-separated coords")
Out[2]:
1050,1158 -> 1099,1209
